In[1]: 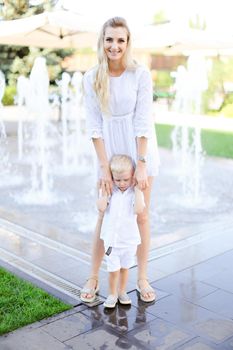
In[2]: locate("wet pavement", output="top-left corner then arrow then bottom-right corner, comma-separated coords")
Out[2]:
1,248 -> 233,349
0,131 -> 233,348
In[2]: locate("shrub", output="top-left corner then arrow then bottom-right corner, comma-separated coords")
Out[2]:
221,103 -> 233,118
2,85 -> 16,106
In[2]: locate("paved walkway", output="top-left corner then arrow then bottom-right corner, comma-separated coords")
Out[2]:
0,111 -> 233,348
1,246 -> 233,349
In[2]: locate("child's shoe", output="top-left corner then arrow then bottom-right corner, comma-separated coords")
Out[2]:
118,293 -> 131,305
103,294 -> 118,308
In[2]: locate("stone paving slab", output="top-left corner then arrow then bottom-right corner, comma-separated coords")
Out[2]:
2,249 -> 233,349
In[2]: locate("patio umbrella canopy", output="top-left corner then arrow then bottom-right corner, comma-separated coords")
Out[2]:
133,22 -> 233,54
0,9 -> 98,49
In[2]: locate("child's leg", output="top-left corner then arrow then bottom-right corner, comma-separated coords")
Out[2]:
118,268 -> 129,295
109,270 -> 120,296
104,269 -> 120,308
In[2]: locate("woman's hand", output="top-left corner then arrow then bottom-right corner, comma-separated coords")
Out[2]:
99,163 -> 113,196
134,161 -> 149,191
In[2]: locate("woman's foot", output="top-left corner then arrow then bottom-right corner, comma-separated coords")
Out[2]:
80,276 -> 99,303
136,278 -> 156,303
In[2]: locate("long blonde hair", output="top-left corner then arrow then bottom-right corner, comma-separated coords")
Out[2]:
94,17 -> 137,113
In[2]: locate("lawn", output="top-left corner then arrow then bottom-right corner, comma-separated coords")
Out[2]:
0,267 -> 72,335
155,124 -> 233,159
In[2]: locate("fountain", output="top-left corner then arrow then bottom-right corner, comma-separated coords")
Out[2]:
16,75 -> 30,160
14,57 -> 59,204
70,71 -> 94,175
0,71 -> 13,187
0,70 -> 6,135
171,53 -> 215,207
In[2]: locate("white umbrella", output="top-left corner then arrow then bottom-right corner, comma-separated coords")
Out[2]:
133,22 -> 233,54
0,9 -> 98,49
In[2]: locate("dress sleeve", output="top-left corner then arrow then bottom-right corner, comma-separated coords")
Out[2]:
83,72 -> 103,139
134,68 -> 153,138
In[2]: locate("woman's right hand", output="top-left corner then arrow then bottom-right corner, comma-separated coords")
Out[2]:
99,164 -> 113,196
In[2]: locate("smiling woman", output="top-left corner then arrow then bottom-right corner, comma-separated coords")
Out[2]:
104,27 -> 128,66
81,16 -> 160,304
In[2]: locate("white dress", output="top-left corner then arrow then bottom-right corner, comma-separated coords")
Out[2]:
83,65 -> 160,176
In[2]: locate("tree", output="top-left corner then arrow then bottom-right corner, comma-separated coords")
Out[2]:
0,0 -> 75,92
152,10 -> 169,25
0,0 -> 58,19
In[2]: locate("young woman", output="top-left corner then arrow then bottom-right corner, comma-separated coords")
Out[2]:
81,16 -> 160,303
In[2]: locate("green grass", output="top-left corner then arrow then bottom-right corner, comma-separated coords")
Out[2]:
155,124 -> 233,159
0,267 -> 72,335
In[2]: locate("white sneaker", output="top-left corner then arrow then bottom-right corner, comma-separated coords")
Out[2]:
118,293 -> 131,305
103,294 -> 118,308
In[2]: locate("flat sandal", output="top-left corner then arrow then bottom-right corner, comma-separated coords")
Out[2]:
136,278 -> 156,303
80,276 -> 99,303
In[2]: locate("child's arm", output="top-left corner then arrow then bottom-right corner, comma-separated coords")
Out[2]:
134,186 -> 145,214
96,188 -> 109,214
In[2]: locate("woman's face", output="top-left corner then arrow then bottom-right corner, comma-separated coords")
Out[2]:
103,26 -> 128,63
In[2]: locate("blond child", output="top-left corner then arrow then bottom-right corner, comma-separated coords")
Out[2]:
97,155 -> 145,308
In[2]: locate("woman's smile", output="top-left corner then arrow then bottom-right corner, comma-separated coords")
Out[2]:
104,26 -> 128,62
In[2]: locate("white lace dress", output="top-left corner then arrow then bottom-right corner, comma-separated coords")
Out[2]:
83,65 -> 160,177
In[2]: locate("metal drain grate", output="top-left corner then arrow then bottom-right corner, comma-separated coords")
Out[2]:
0,248 -> 103,307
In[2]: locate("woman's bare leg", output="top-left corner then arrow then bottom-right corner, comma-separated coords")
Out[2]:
137,176 -> 155,300
81,213 -> 105,299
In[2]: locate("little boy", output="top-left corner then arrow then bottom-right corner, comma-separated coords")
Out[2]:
97,154 -> 145,308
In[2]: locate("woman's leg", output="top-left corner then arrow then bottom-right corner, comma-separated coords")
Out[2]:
81,213 -> 105,299
137,176 -> 155,301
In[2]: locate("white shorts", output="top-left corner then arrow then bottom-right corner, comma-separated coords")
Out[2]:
105,245 -> 137,272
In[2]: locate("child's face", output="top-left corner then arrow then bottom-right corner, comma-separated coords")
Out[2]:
112,169 -> 133,192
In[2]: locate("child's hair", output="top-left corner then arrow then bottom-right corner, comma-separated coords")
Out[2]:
110,155 -> 134,174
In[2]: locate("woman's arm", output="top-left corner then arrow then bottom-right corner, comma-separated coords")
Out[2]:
92,138 -> 113,195
96,188 -> 109,213
134,186 -> 145,214
133,68 -> 153,190
134,136 -> 149,190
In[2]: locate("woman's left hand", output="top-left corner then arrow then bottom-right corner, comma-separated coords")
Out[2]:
134,162 -> 149,191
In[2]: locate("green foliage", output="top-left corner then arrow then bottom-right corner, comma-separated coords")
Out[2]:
156,70 -> 173,89
202,129 -> 233,157
152,10 -> 169,25
2,85 -> 16,105
2,46 -> 75,86
221,103 -> 233,117
155,123 -> 233,159
0,0 -> 57,19
203,56 -> 233,114
189,13 -> 206,30
0,267 -> 71,335
0,0 -> 69,86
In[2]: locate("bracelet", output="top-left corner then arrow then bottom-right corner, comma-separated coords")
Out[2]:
138,155 -> 146,163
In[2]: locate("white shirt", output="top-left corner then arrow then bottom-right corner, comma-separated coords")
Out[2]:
83,65 -> 160,177
100,186 -> 141,248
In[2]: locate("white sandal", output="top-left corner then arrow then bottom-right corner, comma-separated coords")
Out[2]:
136,278 -> 156,303
80,276 -> 99,303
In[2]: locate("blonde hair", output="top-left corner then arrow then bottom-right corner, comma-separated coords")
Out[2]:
110,154 -> 134,174
94,17 -> 137,113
